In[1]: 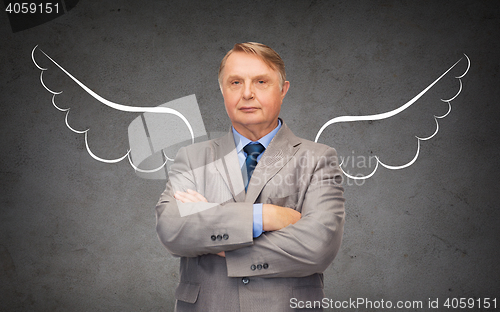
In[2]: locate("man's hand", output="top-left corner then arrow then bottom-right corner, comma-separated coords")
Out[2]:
174,189 -> 208,203
262,204 -> 301,232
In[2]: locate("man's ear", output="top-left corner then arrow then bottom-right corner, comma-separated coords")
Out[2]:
281,81 -> 290,99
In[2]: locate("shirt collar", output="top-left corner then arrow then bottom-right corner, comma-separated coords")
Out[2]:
232,119 -> 282,154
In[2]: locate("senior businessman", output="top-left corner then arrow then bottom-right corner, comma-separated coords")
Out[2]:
155,42 -> 345,311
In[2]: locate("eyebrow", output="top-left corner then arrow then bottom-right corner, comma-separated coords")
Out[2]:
226,74 -> 272,81
254,75 -> 271,81
226,75 -> 242,81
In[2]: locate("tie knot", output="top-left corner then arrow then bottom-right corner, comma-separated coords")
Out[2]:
243,143 -> 265,158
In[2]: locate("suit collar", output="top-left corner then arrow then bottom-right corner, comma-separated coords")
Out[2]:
245,121 -> 301,203
213,119 -> 302,203
232,119 -> 282,154
213,130 -> 246,202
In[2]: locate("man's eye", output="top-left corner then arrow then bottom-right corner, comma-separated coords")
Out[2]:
258,80 -> 265,84
232,81 -> 240,85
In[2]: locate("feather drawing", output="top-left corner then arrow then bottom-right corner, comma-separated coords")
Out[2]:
314,54 -> 470,179
32,45 -> 469,180
32,45 -> 204,178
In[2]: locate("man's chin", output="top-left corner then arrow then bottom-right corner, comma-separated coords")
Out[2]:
235,119 -> 266,128
233,118 -> 279,133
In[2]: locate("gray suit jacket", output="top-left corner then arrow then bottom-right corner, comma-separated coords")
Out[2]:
155,120 -> 345,312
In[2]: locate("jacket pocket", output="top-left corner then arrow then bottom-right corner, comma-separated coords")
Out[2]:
175,282 -> 200,304
267,191 -> 300,209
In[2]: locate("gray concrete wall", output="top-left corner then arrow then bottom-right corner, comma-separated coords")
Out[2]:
1,0 -> 499,311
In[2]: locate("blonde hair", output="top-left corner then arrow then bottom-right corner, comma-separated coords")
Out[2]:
218,42 -> 286,89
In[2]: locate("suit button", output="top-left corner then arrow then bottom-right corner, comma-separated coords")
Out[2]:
223,234 -> 229,240
263,263 -> 269,269
242,277 -> 250,285
257,264 -> 262,270
216,235 -> 222,241
250,264 -> 256,271
211,235 -> 216,241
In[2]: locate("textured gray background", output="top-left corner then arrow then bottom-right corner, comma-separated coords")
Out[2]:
1,0 -> 499,311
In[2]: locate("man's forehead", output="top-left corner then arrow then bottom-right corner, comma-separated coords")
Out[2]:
224,52 -> 278,78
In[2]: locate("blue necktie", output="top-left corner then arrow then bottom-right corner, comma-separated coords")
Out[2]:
243,143 -> 265,189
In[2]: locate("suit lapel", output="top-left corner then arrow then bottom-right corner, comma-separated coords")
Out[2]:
245,122 -> 301,203
213,131 -> 246,202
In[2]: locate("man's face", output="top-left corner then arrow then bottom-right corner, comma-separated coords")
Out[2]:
220,52 -> 289,139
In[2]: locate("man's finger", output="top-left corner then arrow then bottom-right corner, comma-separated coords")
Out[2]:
175,190 -> 208,203
186,189 -> 208,202
174,191 -> 187,203
174,191 -> 198,203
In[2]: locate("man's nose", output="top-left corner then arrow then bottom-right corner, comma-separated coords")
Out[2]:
242,82 -> 255,100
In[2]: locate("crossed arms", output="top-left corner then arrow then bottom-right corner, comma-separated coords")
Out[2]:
174,189 -> 301,257
155,145 -> 345,278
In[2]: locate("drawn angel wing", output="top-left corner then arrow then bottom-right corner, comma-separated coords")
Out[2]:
314,54 -> 470,180
33,45 -> 470,181
32,45 -> 208,179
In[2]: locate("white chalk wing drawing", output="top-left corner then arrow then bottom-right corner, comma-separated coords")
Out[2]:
32,45 -> 209,180
314,54 -> 470,179
32,45 -> 470,180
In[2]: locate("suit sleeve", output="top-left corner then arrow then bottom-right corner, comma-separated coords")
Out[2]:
224,147 -> 345,278
155,147 -> 254,258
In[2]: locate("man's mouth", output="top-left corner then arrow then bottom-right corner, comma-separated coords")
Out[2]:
239,106 -> 258,112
